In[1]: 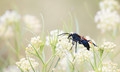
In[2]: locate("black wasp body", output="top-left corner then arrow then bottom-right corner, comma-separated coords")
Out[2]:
58,33 -> 97,52
68,33 -> 81,42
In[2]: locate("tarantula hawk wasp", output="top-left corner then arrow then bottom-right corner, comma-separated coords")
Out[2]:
58,33 -> 97,52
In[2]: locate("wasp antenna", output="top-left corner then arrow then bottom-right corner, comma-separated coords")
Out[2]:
93,43 -> 97,47
58,33 -> 70,36
88,40 -> 97,47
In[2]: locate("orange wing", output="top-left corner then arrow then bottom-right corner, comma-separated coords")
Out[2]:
79,35 -> 93,45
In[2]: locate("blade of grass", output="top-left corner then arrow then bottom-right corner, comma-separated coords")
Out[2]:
48,56 -> 56,72
52,57 -> 60,72
17,66 -> 24,72
27,57 -> 36,72
29,42 -> 44,64
75,16 -> 79,33
46,55 -> 55,65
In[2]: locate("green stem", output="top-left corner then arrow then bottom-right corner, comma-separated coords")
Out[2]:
42,64 -> 47,72
46,55 -> 55,65
14,21 -> 22,60
69,60 -> 75,72
28,57 -> 36,72
18,66 -> 24,72
99,50 -> 103,72
30,43 -> 44,64
52,57 -> 60,72
71,64 -> 75,72
93,47 -> 98,71
52,47 -> 56,56
51,43 -> 57,55
75,16 -> 79,33
48,56 -> 56,72
88,59 -> 95,70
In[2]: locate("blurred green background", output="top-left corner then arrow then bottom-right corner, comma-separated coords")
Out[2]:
0,0 -> 99,37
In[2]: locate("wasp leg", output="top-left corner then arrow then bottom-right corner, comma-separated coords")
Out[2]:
68,38 -> 72,42
70,41 -> 75,51
75,42 -> 77,53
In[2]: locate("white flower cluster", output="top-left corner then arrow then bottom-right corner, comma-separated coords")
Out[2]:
75,48 -> 93,63
95,9 -> 120,33
0,10 -> 20,38
89,61 -> 120,72
26,36 -> 44,56
101,61 -> 120,72
100,41 -> 116,52
99,0 -> 120,10
58,57 -> 67,71
56,36 -> 94,71
16,58 -> 39,72
56,35 -> 72,57
58,54 -> 74,71
57,47 -> 93,71
95,0 -> 120,33
46,29 -> 64,46
23,15 -> 41,33
0,10 -> 21,25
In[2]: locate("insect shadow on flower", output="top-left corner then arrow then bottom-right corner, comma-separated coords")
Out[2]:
58,33 -> 97,52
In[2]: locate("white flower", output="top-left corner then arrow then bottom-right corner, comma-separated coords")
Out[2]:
3,65 -> 20,72
23,15 -> 41,33
58,57 -> 67,71
57,54 -> 74,71
25,36 -> 44,57
57,35 -> 72,50
100,41 -> 116,52
0,10 -> 21,25
89,61 -> 120,72
95,9 -> 120,33
46,29 -> 64,46
75,48 -> 93,63
57,48 -> 93,70
100,61 -> 120,72
100,0 -> 120,11
56,35 -> 72,58
16,58 -> 39,72
0,10 -> 20,38
95,0 -> 120,33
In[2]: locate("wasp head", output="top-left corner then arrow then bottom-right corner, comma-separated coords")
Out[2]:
68,33 -> 73,39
